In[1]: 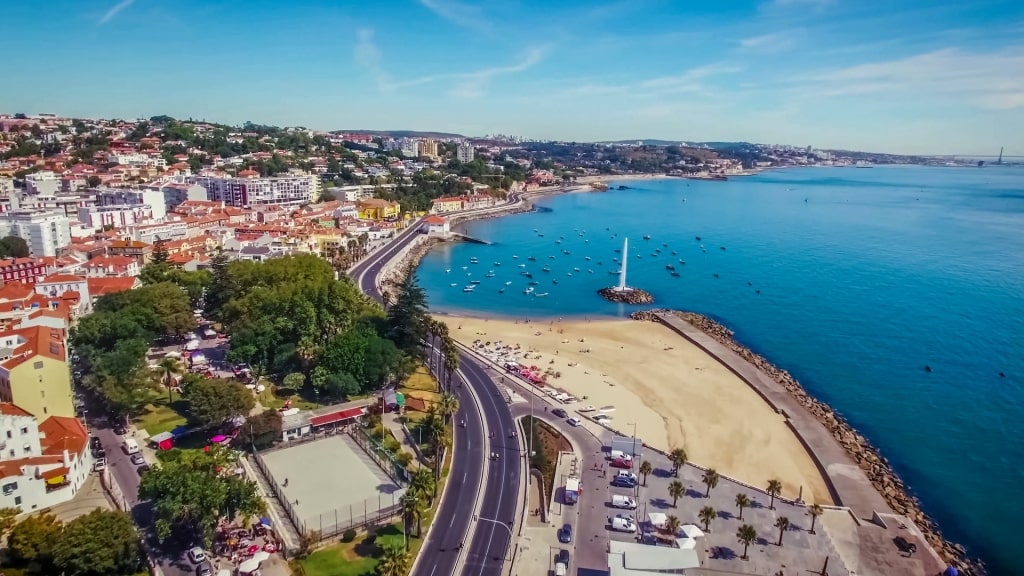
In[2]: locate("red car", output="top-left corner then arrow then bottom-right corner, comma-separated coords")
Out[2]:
610,457 -> 633,469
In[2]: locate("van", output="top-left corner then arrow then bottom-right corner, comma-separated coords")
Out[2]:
609,450 -> 632,461
124,438 -> 139,455
554,562 -> 567,576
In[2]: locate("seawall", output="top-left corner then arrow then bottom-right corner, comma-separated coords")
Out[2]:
632,308 -> 981,575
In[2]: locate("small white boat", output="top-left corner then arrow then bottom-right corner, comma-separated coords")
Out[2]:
513,255 -> 519,259
518,263 -> 526,268
567,272 -> 573,277
462,266 -> 468,270
523,287 -> 534,294
573,267 -> 580,272
579,405 -> 596,412
534,292 -> 549,297
446,268 -> 451,273
470,280 -> 481,284
494,261 -> 501,266
463,285 -> 475,292
450,283 -> 457,287
485,272 -> 495,278
505,281 -> 512,285
585,256 -> 591,261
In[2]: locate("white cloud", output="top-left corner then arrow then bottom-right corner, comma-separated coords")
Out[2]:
99,0 -> 136,24
418,0 -> 489,31
739,31 -> 797,52
801,47 -> 1024,110
353,29 -> 393,92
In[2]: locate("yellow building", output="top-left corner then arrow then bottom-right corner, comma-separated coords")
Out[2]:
356,199 -> 400,221
0,326 -> 74,419
419,139 -> 439,159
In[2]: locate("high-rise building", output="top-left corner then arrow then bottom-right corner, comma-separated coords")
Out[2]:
0,211 -> 71,257
419,139 -> 439,159
401,139 -> 420,158
186,173 -> 317,207
93,187 -> 167,221
457,143 -> 475,163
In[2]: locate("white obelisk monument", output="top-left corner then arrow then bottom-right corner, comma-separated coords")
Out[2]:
617,237 -> 629,291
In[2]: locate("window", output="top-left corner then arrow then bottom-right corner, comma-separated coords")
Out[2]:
2,482 -> 17,495
40,389 -> 45,398
5,431 -> 10,439
19,427 -> 27,435
14,496 -> 21,505
33,361 -> 43,369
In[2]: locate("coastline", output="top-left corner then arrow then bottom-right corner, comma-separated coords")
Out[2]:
634,309 -> 981,575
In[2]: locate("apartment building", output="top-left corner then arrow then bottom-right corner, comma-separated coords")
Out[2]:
186,173 -> 317,207
140,181 -> 209,212
128,220 -> 189,244
23,171 -> 60,195
0,283 -> 73,332
79,255 -> 139,278
77,204 -> 153,230
0,403 -> 92,514
105,240 -> 152,265
0,211 -> 72,257
419,139 -> 439,159
400,140 -> 420,158
457,143 -> 475,163
0,178 -> 13,198
0,192 -> 94,219
93,188 -> 167,221
0,258 -> 56,286
0,325 -> 74,419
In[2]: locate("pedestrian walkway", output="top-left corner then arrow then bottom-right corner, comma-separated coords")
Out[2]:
47,475 -> 112,522
382,412 -> 424,466
240,455 -> 302,553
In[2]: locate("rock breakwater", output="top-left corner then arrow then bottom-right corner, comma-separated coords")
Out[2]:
598,287 -> 654,304
630,308 -> 983,575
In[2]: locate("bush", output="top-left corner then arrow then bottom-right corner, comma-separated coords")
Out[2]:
341,529 -> 357,543
395,451 -> 414,468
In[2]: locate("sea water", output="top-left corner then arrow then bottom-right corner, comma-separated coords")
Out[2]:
416,165 -> 1024,573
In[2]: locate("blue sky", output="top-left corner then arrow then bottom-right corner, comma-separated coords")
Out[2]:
2,0 -> 1023,155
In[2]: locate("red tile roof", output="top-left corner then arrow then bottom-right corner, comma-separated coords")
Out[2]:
310,407 -> 365,427
0,403 -> 33,417
39,416 -> 88,456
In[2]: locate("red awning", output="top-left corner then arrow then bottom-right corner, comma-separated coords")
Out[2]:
310,407 -> 364,427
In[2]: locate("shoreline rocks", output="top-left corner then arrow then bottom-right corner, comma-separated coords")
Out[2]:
598,287 -> 654,304
630,308 -> 984,576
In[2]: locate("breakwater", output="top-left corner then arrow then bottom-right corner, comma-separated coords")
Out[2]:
630,308 -> 982,575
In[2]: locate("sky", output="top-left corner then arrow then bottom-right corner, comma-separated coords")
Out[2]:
1,0 -> 1023,155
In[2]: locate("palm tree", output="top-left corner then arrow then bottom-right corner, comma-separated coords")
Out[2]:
664,515 -> 681,537
156,357 -> 182,404
701,468 -> 720,498
437,393 -> 459,425
766,479 -> 783,510
735,493 -> 750,520
808,503 -> 823,534
698,506 -> 716,533
775,516 -> 790,546
442,340 -> 459,391
376,541 -> 409,576
736,524 -> 757,560
401,494 -> 420,548
668,480 -> 684,508
668,447 -> 687,477
410,467 -> 435,506
639,460 -> 653,487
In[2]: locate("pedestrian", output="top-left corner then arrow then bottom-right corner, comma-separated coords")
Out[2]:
283,478 -> 289,487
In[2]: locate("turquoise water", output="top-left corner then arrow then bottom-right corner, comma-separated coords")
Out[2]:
416,166 -> 1024,573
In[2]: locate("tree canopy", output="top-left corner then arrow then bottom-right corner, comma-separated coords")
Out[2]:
138,447 -> 264,545
0,236 -> 30,258
51,510 -> 143,576
182,374 -> 255,427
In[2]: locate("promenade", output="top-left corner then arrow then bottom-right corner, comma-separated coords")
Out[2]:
653,311 -> 891,519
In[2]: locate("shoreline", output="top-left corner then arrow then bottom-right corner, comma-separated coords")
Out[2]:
634,309 -> 981,575
384,172 -> 981,573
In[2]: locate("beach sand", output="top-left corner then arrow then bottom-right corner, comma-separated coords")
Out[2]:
440,314 -> 833,505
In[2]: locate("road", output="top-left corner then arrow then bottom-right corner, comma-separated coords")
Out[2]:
350,217 -> 523,576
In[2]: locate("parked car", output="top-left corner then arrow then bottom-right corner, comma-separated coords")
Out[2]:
552,408 -> 567,418
556,549 -> 569,566
187,547 -> 207,564
91,446 -> 106,459
89,436 -> 102,450
137,464 -> 151,475
567,418 -> 582,427
113,424 -> 127,436
611,476 -> 637,488
130,453 -> 146,466
195,562 -> 213,576
615,470 -> 638,482
93,458 -> 106,472
557,523 -> 572,544
609,516 -> 637,533
610,457 -> 633,469
611,495 -> 637,509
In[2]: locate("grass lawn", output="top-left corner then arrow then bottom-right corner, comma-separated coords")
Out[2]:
260,382 -> 319,411
294,524 -> 405,576
133,392 -> 188,436
403,366 -> 438,393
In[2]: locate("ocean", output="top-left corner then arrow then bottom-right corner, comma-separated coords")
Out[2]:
415,165 -> 1024,574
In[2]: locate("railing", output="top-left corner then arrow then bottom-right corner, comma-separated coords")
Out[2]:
349,425 -> 410,487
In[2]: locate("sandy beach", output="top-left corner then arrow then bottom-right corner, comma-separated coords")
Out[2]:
439,314 -> 833,505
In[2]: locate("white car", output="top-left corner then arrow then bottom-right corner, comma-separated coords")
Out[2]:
93,458 -> 106,471
187,547 -> 207,564
615,470 -> 637,482
609,516 -> 637,533
567,418 -> 582,427
611,495 -> 637,509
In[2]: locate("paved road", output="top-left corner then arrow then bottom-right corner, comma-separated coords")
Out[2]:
350,217 -> 523,576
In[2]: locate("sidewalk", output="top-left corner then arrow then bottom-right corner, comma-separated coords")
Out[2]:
382,412 -> 425,467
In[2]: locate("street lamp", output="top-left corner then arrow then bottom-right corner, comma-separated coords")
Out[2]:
473,515 -> 514,564
627,422 -> 638,497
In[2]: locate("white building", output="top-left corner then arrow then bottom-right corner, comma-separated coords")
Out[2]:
400,140 -> 420,158
140,181 -> 209,212
23,171 -> 60,196
0,211 -> 72,257
128,221 -> 189,244
186,174 -> 317,207
0,404 -> 93,515
423,215 -> 450,237
77,204 -> 153,229
93,188 -> 167,221
457,143 -> 475,163
108,152 -> 165,168
0,178 -> 13,199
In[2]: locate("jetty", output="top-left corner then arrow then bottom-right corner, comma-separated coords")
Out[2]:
448,232 -> 491,245
598,238 -> 653,304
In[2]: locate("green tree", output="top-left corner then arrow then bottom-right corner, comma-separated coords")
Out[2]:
52,509 -> 143,576
376,541 -> 409,576
437,393 -> 459,425
775,516 -> 790,546
808,503 -> 823,534
156,356 -> 183,404
86,175 -> 103,188
0,236 -> 30,258
282,372 -> 305,390
182,376 -> 255,427
667,480 -> 684,508
151,238 -> 169,265
698,506 -> 716,533
0,506 -> 21,539
766,479 -> 783,510
668,447 -> 687,476
386,272 -> 429,354
664,514 -> 681,537
442,340 -> 459,391
409,467 -> 436,506
639,460 -> 652,487
138,448 -> 264,544
139,262 -> 172,285
238,409 -> 283,450
735,493 -> 750,521
736,524 -> 757,560
7,512 -> 62,569
702,468 -> 720,498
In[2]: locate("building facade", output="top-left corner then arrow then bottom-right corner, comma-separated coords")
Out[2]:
77,204 -> 153,229
0,211 -> 72,257
0,326 -> 75,419
457,143 -> 475,163
0,259 -> 54,286
93,188 -> 167,221
187,174 -> 317,208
